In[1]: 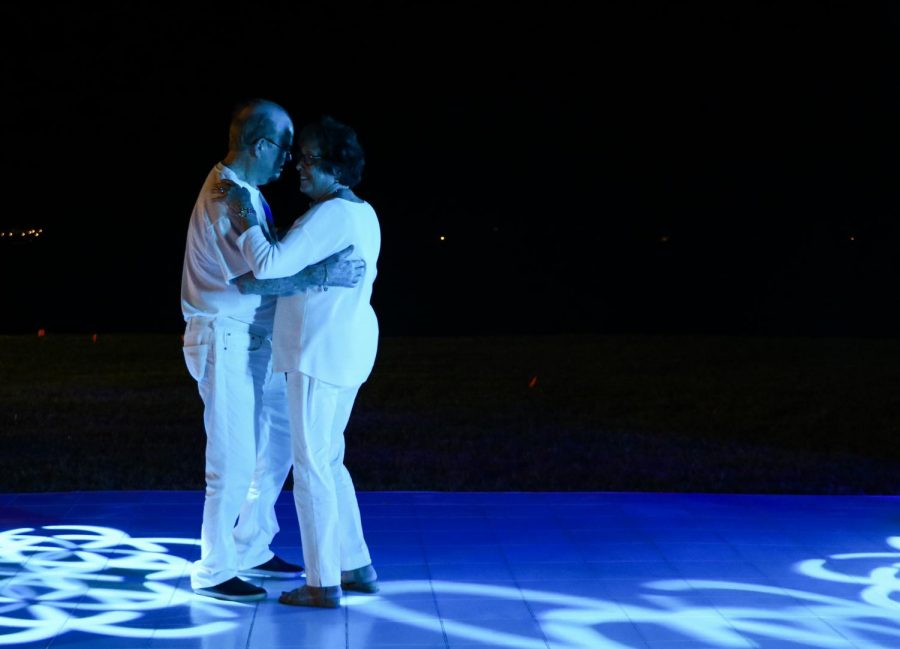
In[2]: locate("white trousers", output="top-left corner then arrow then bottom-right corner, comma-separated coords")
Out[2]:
287,372 -> 371,587
184,317 -> 293,589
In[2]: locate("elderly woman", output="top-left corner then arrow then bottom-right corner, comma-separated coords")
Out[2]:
218,115 -> 379,608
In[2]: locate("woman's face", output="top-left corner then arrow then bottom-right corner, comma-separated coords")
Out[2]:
296,137 -> 337,201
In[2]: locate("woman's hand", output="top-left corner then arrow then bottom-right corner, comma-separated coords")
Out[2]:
211,180 -> 258,228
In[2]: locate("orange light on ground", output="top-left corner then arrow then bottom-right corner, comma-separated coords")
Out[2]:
37,328 -> 46,337
528,375 -> 538,388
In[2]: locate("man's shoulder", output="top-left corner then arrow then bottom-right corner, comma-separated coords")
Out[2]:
195,163 -> 249,218
199,163 -> 223,184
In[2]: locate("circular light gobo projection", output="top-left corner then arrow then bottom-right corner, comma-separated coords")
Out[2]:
6,525 -> 900,647
0,525 -> 237,645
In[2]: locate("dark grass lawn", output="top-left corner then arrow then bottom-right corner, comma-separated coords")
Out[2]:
2,333 -> 900,494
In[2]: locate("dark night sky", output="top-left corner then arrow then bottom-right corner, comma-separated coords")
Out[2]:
2,1 -> 899,337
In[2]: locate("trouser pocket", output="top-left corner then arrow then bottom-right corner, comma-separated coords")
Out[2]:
183,325 -> 212,382
183,343 -> 209,381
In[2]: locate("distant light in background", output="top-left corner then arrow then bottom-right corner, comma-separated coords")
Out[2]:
659,235 -> 670,243
439,235 -> 446,241
849,235 -> 856,242
528,375 -> 538,388
0,228 -> 43,240
92,333 -> 98,343
37,329 -> 45,338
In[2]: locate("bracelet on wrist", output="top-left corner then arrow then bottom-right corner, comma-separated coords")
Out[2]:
239,205 -> 255,225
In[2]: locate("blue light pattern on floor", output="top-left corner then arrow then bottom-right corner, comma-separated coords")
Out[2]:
1,491 -> 900,648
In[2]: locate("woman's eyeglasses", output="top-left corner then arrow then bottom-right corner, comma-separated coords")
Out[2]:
296,152 -> 324,166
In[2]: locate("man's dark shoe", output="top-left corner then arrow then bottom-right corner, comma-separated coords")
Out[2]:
278,584 -> 342,608
341,564 -> 379,593
194,577 -> 266,602
239,555 -> 304,579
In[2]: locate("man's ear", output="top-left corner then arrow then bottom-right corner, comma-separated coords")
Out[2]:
251,139 -> 265,158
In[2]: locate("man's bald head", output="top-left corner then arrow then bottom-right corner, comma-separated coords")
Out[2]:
228,99 -> 292,152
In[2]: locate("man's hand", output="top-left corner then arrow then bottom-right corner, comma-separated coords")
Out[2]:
320,245 -> 366,288
234,245 -> 366,296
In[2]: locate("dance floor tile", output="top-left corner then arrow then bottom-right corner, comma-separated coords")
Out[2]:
479,504 -> 557,520
346,616 -> 445,645
0,505 -> 75,523
9,493 -> 82,505
490,529 -> 570,546
631,612 -> 749,646
567,528 -> 653,544
48,633 -> 153,648
517,577 -> 621,601
427,562 -> 515,582
368,544 -> 428,566
363,517 -> 424,532
640,529 -> 727,544
152,634 -> 252,649
448,644 -> 537,649
592,561 -> 683,580
360,503 -> 423,518
654,542 -> 744,562
249,607 -> 346,648
371,564 -> 432,581
500,542 -> 580,563
419,528 -> 497,546
580,541 -> 666,562
140,492 -> 204,505
365,529 -> 426,547
507,561 -> 597,581
441,617 -> 546,646
718,530 -> 808,545
423,544 -> 506,564
543,624 -> 649,649
437,597 -> 535,621
732,544 -> 820,564
349,594 -> 442,617
4,491 -> 900,648
671,560 -> 769,581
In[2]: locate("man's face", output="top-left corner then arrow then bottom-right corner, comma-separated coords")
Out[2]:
258,114 -> 294,185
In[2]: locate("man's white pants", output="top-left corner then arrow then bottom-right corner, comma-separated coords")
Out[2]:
286,371 -> 371,588
184,317 -> 293,590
